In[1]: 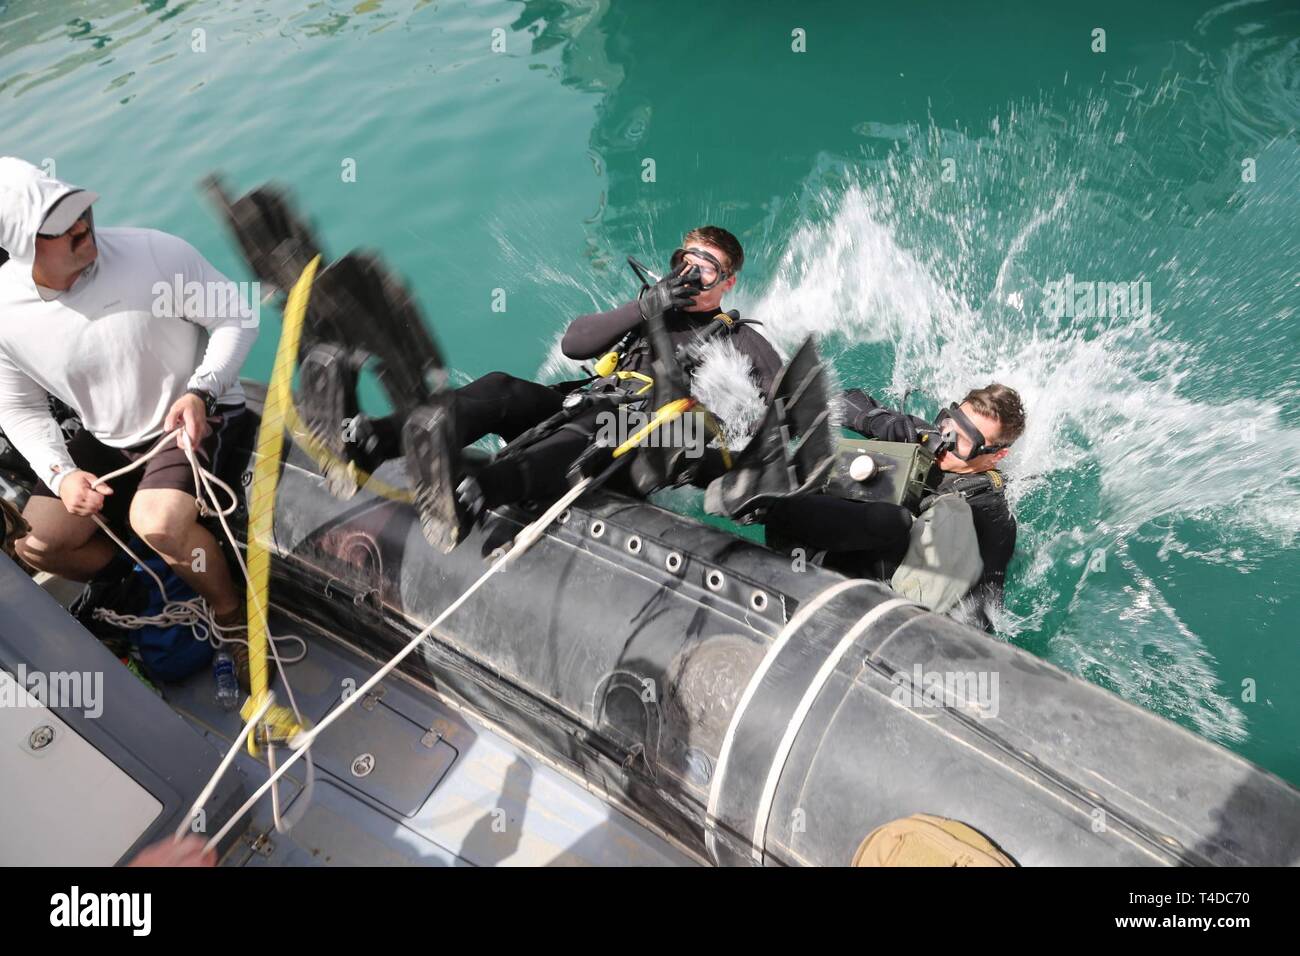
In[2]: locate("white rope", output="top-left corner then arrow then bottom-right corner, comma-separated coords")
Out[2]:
85,431 -> 305,662
83,425 -> 314,837
204,477 -> 593,853
184,427 -> 316,834
174,692 -> 275,841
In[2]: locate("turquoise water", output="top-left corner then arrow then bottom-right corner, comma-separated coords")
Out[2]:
3,0 -> 1297,784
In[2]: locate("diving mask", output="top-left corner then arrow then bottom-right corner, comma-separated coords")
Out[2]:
669,246 -> 731,290
932,403 -> 1008,461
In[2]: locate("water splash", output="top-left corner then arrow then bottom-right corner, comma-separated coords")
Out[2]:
730,55 -> 1300,741
689,338 -> 763,450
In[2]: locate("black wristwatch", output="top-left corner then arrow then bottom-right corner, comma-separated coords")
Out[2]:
185,387 -> 219,417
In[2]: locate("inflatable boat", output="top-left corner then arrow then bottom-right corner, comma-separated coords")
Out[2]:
1,182 -> 1297,866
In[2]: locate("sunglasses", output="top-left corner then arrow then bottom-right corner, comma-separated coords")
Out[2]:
37,207 -> 94,240
934,403 -> 1009,460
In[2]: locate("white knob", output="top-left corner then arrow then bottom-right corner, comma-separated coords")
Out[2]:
849,455 -> 876,482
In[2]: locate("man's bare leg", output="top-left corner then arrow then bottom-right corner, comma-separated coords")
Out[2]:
15,497 -> 117,581
129,488 -> 241,619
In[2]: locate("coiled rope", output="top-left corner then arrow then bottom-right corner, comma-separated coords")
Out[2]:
85,428 -> 305,663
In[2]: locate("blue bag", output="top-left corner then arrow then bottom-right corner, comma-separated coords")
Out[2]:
130,550 -> 214,682
72,541 -> 213,683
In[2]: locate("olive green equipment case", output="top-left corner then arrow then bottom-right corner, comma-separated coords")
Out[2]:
828,435 -> 940,512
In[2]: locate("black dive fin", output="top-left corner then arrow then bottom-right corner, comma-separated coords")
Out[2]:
307,253 -> 450,503
203,177 -> 323,296
703,336 -> 836,523
206,180 -> 452,506
205,179 -> 448,407
206,178 -> 363,495
309,252 -> 447,404
298,253 -> 449,498
297,342 -> 364,499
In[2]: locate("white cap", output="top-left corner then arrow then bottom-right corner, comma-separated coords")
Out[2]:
39,188 -> 99,236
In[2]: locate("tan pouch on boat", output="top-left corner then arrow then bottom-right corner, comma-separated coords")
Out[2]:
851,813 -> 1015,867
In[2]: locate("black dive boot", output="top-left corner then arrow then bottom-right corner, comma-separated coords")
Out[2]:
403,400 -> 470,553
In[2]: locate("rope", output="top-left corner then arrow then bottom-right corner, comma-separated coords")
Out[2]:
188,249 -> 722,854
174,692 -> 275,841
84,429 -> 305,662
82,424 -> 314,836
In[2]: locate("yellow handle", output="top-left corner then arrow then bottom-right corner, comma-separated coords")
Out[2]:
614,370 -> 655,396
594,351 -> 620,377
612,398 -> 697,459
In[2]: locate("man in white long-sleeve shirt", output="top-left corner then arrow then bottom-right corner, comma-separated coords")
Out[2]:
0,157 -> 258,638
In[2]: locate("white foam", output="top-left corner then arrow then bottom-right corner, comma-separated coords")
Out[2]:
688,338 -> 764,450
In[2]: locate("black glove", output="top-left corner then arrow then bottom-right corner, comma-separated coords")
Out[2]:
841,388 -> 883,435
638,265 -> 702,321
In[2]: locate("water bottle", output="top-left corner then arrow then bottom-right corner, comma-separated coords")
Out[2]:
213,650 -> 240,712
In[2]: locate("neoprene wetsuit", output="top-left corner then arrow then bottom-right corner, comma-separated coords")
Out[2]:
561,299 -> 783,393
456,299 -> 783,508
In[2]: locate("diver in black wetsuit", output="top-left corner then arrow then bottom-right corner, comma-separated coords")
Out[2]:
407,226 -> 782,551
763,383 -> 1026,627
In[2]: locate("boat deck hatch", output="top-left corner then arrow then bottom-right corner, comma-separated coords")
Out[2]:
311,692 -> 458,817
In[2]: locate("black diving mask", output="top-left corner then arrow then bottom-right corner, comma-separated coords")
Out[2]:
933,403 -> 1008,461
669,247 -> 731,290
